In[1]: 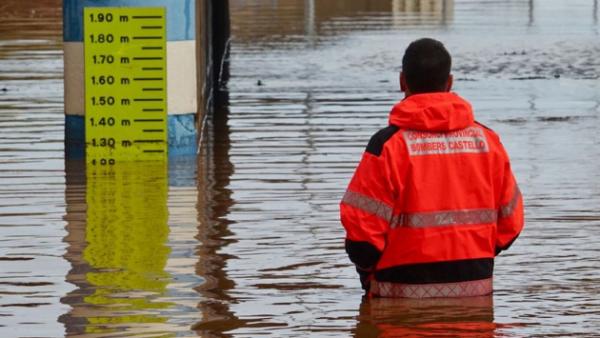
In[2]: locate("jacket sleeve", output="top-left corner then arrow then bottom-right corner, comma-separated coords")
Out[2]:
340,127 -> 402,287
496,150 -> 524,255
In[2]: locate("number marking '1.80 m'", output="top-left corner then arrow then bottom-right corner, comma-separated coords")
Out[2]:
84,7 -> 167,164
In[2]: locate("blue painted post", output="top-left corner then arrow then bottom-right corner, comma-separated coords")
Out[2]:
64,0 -> 198,158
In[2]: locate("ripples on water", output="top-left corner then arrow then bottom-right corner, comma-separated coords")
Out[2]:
0,2 -> 67,337
1,0 -> 600,337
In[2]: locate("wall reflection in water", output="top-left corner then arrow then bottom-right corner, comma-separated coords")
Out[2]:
355,296 -> 496,337
391,0 -> 454,27
230,0 -> 454,41
192,96 -> 242,335
0,0 -> 61,40
61,161 -> 173,336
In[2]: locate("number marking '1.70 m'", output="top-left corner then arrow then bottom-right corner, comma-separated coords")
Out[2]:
84,7 -> 167,165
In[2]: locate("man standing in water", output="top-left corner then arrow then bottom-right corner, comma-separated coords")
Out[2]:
340,38 -> 524,298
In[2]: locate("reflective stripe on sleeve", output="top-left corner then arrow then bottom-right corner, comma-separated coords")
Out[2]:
392,209 -> 497,228
499,185 -> 521,218
342,190 -> 396,224
371,278 -> 493,298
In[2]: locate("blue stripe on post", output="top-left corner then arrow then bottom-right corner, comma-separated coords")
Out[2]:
167,114 -> 198,156
65,115 -> 86,159
63,0 -> 195,42
65,114 -> 198,159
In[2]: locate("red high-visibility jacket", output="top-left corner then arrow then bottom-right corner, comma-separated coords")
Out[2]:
340,92 -> 524,298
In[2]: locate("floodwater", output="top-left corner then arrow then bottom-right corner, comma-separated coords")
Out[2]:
1,0 -> 600,337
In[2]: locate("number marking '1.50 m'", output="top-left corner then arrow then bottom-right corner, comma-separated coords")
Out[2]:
84,7 -> 167,165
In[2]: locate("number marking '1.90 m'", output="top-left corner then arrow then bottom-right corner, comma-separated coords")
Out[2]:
84,7 -> 167,164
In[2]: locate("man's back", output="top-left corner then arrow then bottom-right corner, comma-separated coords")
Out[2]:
340,38 -> 523,298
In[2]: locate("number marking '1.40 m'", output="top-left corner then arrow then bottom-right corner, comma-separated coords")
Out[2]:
84,7 -> 167,165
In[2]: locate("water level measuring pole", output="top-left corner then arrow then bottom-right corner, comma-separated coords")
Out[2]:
64,0 -> 198,159
85,7 -> 170,164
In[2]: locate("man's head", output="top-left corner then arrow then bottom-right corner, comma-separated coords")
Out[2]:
400,38 -> 453,96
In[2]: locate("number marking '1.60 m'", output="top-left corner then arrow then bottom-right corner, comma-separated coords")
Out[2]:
84,7 -> 167,165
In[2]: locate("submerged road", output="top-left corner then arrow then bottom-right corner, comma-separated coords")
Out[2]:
0,0 -> 600,336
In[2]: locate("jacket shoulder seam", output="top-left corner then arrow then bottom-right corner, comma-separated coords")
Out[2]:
366,125 -> 401,156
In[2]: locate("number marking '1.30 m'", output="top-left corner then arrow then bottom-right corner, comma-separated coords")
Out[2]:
84,7 -> 167,165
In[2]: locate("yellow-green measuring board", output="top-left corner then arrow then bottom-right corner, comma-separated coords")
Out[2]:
84,7 -> 167,165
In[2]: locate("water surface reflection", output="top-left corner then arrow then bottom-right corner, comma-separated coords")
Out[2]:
355,296 -> 496,338
61,161 -> 174,336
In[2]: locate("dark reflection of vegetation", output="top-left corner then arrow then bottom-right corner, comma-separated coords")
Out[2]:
61,161 -> 173,335
354,296 -> 496,338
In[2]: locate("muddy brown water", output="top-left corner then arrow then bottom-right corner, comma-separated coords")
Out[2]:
1,0 -> 600,337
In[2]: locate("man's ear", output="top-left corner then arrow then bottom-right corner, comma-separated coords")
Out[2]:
400,72 -> 407,92
446,74 -> 454,92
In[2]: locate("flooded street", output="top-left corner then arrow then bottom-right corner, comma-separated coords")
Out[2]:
1,0 -> 600,337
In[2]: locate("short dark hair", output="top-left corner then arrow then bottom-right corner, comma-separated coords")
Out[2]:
402,38 -> 452,93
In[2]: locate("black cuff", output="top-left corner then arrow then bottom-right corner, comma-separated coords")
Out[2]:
356,267 -> 372,291
345,239 -> 382,270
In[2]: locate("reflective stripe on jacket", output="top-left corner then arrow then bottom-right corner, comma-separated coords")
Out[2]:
340,92 -> 524,298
